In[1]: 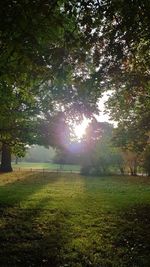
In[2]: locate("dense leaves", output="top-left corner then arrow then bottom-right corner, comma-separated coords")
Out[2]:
0,0 -> 102,171
80,120 -> 121,175
1,0 -> 150,171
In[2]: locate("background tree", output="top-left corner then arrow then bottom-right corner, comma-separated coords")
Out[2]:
142,145 -> 150,176
112,124 -> 149,176
20,145 -> 56,163
53,148 -> 80,165
80,121 -> 124,175
101,0 -> 150,168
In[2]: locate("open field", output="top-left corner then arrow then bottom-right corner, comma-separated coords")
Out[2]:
0,172 -> 150,266
12,162 -> 80,172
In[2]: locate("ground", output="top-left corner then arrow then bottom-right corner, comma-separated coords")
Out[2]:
0,172 -> 150,267
12,162 -> 80,172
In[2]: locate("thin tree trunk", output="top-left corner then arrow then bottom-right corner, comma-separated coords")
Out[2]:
133,166 -> 137,176
15,156 -> 18,164
0,143 -> 12,172
119,167 -> 124,175
129,166 -> 134,176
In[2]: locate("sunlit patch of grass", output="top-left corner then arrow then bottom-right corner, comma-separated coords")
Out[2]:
0,172 -> 150,266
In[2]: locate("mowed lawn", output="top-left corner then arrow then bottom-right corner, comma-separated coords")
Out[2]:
12,162 -> 80,172
0,173 -> 150,267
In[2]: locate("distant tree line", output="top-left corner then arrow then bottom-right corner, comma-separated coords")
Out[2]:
81,120 -> 150,176
12,145 -> 56,163
54,120 -> 150,176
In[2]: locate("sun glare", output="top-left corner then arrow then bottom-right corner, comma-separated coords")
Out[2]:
73,118 -> 89,139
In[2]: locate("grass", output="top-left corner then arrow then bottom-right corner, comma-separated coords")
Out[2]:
12,162 -> 80,172
0,172 -> 150,267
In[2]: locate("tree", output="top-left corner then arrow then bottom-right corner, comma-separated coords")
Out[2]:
80,120 -> 123,175
53,149 -> 79,165
80,119 -> 104,174
94,1 -> 150,164
100,0 -> 150,157
0,0 -> 102,172
111,124 -> 149,176
142,145 -> 150,176
1,0 -> 150,172
122,150 -> 139,176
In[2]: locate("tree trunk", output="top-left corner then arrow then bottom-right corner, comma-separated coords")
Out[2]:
0,143 -> 12,172
15,156 -> 18,164
129,167 -> 134,176
133,166 -> 137,176
119,166 -> 124,175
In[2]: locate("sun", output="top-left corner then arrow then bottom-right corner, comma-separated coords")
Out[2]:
73,118 -> 89,140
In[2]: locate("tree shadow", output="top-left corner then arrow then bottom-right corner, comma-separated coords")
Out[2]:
0,172 -> 60,207
0,174 -> 150,266
112,204 -> 150,267
0,202 -> 72,266
0,172 -> 72,266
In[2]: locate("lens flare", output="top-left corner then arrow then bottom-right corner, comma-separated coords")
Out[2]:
73,119 -> 89,139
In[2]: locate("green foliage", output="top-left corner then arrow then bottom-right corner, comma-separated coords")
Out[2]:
81,121 -> 124,175
94,137 -> 124,175
0,0 -> 105,171
142,145 -> 150,176
1,0 -> 150,172
53,149 -> 80,165
11,143 -> 26,158
101,1 -> 150,172
111,124 -> 149,176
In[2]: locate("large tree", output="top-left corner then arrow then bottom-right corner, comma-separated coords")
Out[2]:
92,1 -> 150,167
0,0 -> 102,171
102,0 -> 150,152
1,0 -> 150,172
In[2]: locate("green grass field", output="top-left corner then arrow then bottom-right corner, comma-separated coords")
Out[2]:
12,162 -> 80,172
0,172 -> 150,267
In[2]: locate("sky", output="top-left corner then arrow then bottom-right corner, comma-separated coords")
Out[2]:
96,92 -> 112,123
73,91 -> 115,139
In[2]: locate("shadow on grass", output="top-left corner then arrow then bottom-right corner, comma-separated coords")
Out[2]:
63,205 -> 150,267
0,205 -> 71,266
0,172 -> 60,207
0,172 -> 72,266
0,173 -> 150,266
111,204 -> 150,267
1,204 -> 150,267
